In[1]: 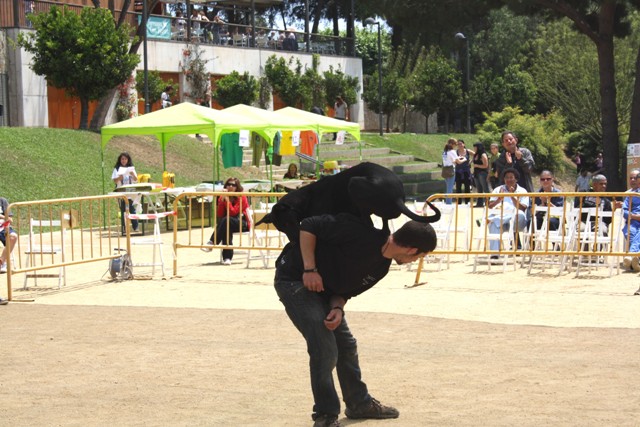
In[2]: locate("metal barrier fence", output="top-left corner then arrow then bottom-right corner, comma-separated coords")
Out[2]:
169,191 -> 287,276
5,194 -> 132,300
412,191 -> 637,285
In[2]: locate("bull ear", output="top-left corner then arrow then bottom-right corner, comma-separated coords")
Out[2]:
422,201 -> 441,223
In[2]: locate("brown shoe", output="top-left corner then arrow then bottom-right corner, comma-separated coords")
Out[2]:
345,398 -> 399,420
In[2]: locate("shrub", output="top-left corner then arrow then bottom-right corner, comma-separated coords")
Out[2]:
476,106 -> 567,173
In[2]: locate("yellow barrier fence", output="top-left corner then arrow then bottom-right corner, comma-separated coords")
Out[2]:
169,191 -> 288,275
412,191 -> 637,285
6,195 -> 133,301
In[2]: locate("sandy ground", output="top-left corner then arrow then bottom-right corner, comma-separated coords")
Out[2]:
2,240 -> 640,426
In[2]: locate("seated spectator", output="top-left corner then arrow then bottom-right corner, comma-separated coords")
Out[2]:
573,174 -> 612,232
0,197 -> 17,278
201,177 -> 251,265
534,170 -> 564,231
283,163 -> 299,179
622,169 -> 640,271
575,168 -> 591,192
486,168 -> 529,258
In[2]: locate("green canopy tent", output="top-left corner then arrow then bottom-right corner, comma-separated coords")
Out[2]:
273,106 -> 362,173
100,102 -> 277,193
223,104 -> 320,182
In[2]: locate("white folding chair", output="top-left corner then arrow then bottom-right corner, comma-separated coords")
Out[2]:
419,201 -> 454,271
128,211 -> 176,277
575,208 -> 617,277
472,206 -> 518,273
527,206 -> 573,275
23,213 -> 70,289
246,209 -> 287,268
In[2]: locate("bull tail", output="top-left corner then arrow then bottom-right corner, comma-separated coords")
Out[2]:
398,200 -> 441,223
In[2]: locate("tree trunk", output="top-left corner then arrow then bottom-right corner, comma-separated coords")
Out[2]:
626,45 -> 640,181
88,0 -> 152,131
595,7 -> 622,190
79,97 -> 90,130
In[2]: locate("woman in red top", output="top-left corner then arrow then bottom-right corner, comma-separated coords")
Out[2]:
202,177 -> 251,264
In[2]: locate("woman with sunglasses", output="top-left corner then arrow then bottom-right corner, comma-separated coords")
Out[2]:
201,178 -> 251,264
534,170 -> 564,231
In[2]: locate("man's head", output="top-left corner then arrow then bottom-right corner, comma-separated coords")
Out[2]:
501,168 -> 520,186
390,221 -> 437,264
490,143 -> 499,154
629,169 -> 640,190
591,174 -> 607,191
501,130 -> 519,152
539,170 -> 554,191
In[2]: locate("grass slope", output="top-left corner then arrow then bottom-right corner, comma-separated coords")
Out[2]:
1,128 -> 482,204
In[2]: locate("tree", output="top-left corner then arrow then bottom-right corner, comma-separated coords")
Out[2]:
135,70 -> 173,110
409,49 -> 463,132
323,66 -> 360,108
264,55 -> 311,108
212,71 -> 259,107
301,55 -> 327,110
18,6 -> 139,129
505,0 -> 633,190
362,69 -> 405,132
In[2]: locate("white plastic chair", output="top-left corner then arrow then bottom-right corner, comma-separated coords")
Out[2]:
246,209 -> 287,268
527,206 -> 574,275
472,206 -> 518,273
574,208 -> 618,277
23,214 -> 70,289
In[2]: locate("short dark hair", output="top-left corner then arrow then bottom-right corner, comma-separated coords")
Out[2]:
501,167 -> 520,181
393,221 -> 437,254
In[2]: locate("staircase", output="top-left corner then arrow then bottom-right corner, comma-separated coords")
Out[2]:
242,139 -> 445,200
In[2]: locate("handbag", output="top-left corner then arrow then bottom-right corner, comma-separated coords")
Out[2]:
441,165 -> 454,178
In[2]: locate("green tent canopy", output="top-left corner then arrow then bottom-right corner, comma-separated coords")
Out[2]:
273,106 -> 361,141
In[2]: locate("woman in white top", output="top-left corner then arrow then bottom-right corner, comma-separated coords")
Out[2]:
442,138 -> 458,204
112,152 -> 139,234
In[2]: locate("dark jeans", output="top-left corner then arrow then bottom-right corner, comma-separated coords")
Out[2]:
455,170 -> 472,204
209,216 -> 247,260
274,280 -> 371,418
119,199 -> 138,233
473,170 -> 489,207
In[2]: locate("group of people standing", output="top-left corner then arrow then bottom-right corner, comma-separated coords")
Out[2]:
442,131 -> 535,206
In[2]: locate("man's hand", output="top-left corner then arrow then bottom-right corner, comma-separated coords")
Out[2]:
324,307 -> 343,330
303,271 -> 324,292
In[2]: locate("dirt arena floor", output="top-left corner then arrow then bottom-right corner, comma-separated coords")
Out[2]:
2,244 -> 640,426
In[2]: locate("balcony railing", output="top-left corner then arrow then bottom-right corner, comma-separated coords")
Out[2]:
1,0 -> 355,56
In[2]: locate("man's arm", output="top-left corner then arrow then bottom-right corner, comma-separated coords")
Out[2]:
300,230 -> 324,292
520,148 -> 535,172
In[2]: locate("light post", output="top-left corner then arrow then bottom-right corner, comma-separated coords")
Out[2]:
364,17 -> 383,136
455,32 -> 470,133
142,0 -> 150,113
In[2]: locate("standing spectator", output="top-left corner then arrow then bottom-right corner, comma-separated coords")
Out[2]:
211,12 -> 226,45
332,96 -> 348,140
201,177 -> 251,265
472,142 -> 490,207
161,86 -> 173,109
494,130 -> 535,192
572,151 -> 584,173
198,10 -> 211,42
112,152 -> 139,235
486,169 -> 529,258
488,142 -> 500,190
274,213 -> 436,426
454,139 -> 473,204
534,170 -> 564,231
441,138 -> 458,205
0,197 -> 18,278
575,168 -> 592,192
593,152 -> 604,174
175,11 -> 187,39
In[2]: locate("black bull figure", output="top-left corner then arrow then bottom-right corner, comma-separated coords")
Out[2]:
256,162 -> 441,241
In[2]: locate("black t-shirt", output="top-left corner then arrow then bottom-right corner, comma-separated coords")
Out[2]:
275,213 -> 391,300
